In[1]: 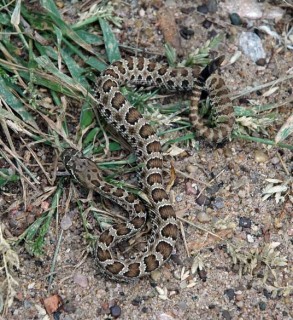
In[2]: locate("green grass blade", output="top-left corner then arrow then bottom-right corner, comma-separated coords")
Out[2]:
0,169 -> 19,187
61,49 -> 89,88
0,77 -> 38,127
40,0 -> 62,18
98,18 -> 121,63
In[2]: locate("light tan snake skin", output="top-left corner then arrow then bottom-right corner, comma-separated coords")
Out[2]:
61,56 -> 234,282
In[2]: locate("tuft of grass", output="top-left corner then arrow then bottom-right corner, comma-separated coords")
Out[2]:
226,242 -> 288,284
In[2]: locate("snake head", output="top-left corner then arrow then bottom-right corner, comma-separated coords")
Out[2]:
61,149 -> 103,189
61,148 -> 84,163
61,148 -> 83,176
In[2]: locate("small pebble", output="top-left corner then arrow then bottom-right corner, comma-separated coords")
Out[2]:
247,234 -> 254,243
63,302 -> 77,314
224,288 -> 235,301
229,13 -> 242,26
238,190 -> 246,199
207,183 -> 221,195
73,273 -> 88,288
222,309 -> 232,320
181,7 -> 196,14
185,164 -> 198,173
176,194 -> 183,202
61,215 -> 72,230
150,269 -> 161,282
197,211 -> 211,223
256,58 -> 266,66
235,291 -> 244,301
274,217 -> 283,229
56,1 -> 64,9
141,307 -> 148,313
139,9 -> 145,17
236,301 -> 244,308
239,217 -> 252,229
198,269 -> 207,282
186,182 -> 197,195
110,304 -> 121,318
178,301 -> 188,310
202,19 -> 212,29
258,301 -> 267,311
255,150 -> 268,163
271,157 -> 280,165
197,5 -> 208,14
239,32 -> 266,62
195,193 -> 206,206
186,164 -> 197,174
206,0 -> 217,13
131,297 -> 142,306
208,29 -> 217,39
227,0 -> 262,19
213,197 -> 225,209
263,288 -> 272,299
180,27 -> 194,40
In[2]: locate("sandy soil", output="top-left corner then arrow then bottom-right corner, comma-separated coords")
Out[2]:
1,0 -> 292,319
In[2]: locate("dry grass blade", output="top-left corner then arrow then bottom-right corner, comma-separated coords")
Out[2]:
0,224 -> 20,315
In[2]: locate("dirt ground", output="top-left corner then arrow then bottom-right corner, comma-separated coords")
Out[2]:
1,0 -> 292,319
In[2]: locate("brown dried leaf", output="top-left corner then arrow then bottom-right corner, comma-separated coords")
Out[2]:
42,294 -> 62,315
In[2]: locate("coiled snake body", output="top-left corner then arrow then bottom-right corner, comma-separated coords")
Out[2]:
62,56 -> 234,282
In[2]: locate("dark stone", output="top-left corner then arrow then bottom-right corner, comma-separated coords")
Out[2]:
202,19 -> 212,29
141,307 -> 148,313
229,13 -> 242,26
222,309 -> 232,320
208,29 -> 218,39
63,301 -> 77,313
110,305 -> 121,318
256,90 -> 262,96
198,269 -> 207,282
180,27 -> 195,40
207,183 -> 221,195
259,301 -> 267,311
213,197 -> 225,209
196,193 -> 207,206
263,288 -> 272,299
181,7 -> 196,14
53,311 -> 61,320
131,297 -> 142,306
197,5 -> 208,14
207,0 -> 218,13
34,260 -> 44,267
239,217 -> 252,229
239,97 -> 249,104
256,58 -> 266,66
224,288 -> 235,300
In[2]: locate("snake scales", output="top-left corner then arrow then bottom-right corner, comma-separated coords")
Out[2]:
61,56 -> 234,282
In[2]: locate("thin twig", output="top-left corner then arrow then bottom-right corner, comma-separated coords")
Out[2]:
180,221 -> 190,258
